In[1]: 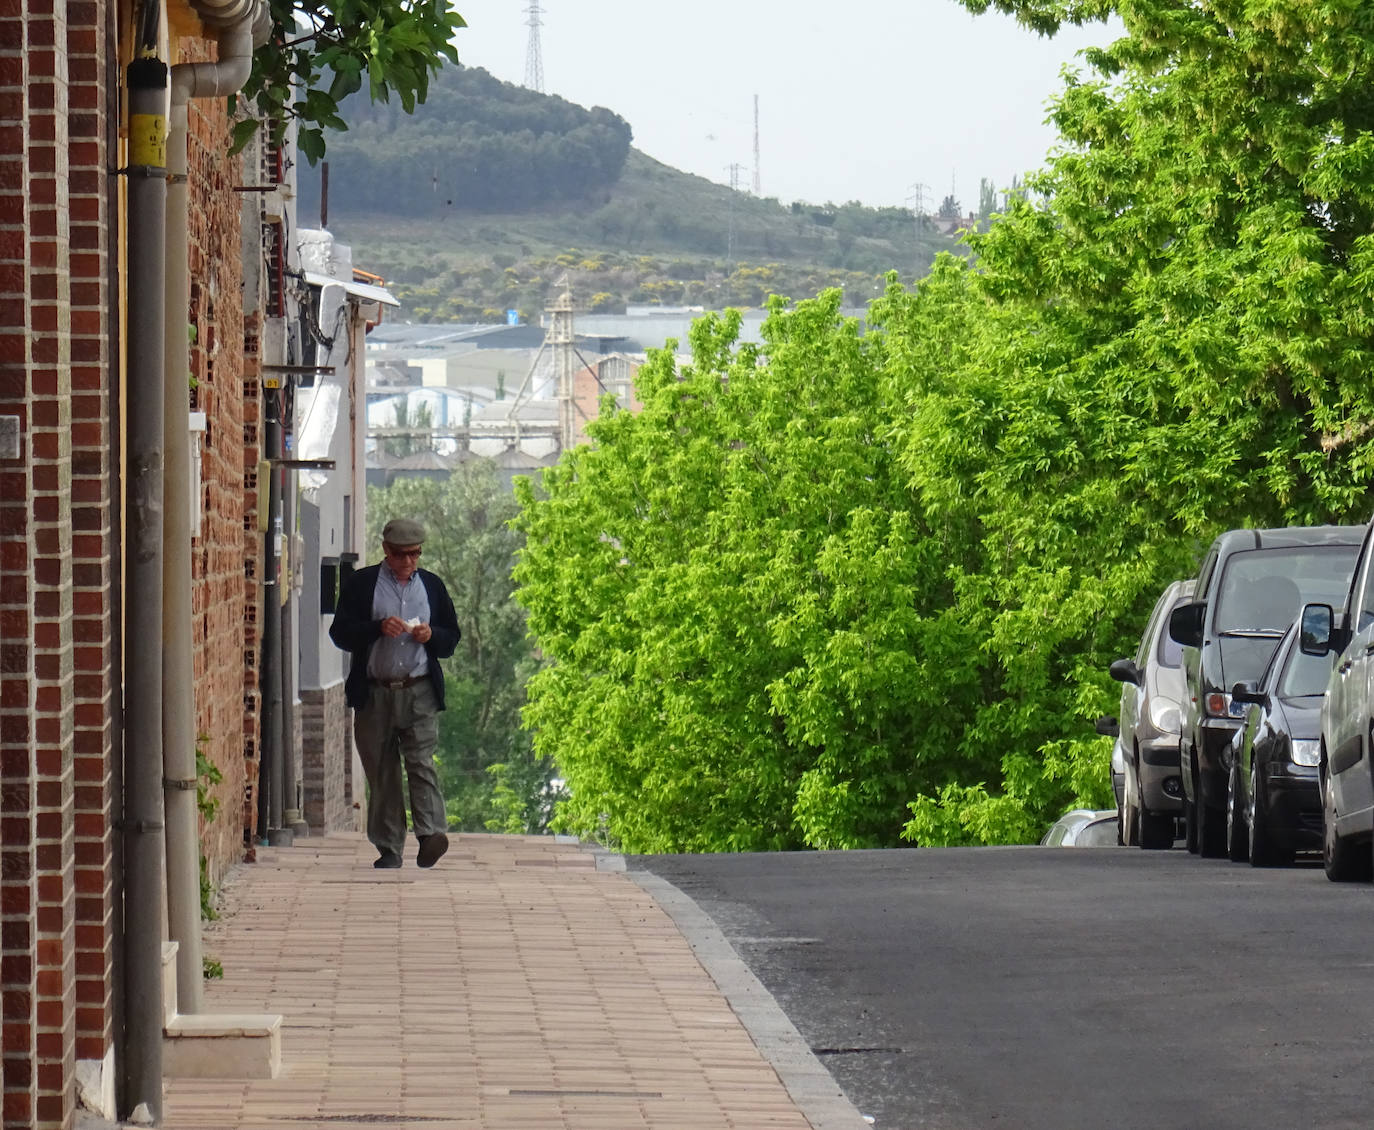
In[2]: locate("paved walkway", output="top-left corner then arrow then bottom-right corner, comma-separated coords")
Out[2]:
161,833 -> 865,1130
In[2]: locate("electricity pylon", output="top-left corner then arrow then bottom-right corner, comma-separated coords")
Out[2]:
524,3 -> 545,93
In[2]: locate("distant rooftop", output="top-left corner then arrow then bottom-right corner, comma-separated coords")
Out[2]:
366,323 -> 548,351
472,398 -> 558,426
369,304 -> 869,358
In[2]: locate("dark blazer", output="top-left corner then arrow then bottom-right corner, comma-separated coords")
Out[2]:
329,563 -> 461,710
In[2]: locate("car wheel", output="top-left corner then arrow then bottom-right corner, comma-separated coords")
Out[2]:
1247,756 -> 1292,868
1226,758 -> 1249,863
1323,765 -> 1370,882
1138,808 -> 1174,850
1121,765 -> 1139,847
1197,776 -> 1226,858
1184,754 -> 1199,855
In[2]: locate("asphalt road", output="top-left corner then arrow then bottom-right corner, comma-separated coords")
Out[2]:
627,845 -> 1374,1130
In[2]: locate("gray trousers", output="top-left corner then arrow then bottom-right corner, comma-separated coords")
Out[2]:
353,679 -> 447,856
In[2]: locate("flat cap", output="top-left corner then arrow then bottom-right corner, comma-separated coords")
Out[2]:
381,517 -> 426,546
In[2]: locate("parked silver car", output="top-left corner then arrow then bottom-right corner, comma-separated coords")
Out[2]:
1298,517 -> 1374,880
1041,808 -> 1120,847
1106,578 -> 1194,849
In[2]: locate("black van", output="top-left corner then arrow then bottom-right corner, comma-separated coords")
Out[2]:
1168,526 -> 1363,857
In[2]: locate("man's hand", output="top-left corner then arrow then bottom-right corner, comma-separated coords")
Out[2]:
411,622 -> 432,644
380,616 -> 408,638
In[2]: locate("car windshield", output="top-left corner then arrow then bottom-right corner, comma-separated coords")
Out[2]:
1280,636 -> 1334,698
1214,546 -> 1358,634
1074,818 -> 1120,847
1157,596 -> 1191,667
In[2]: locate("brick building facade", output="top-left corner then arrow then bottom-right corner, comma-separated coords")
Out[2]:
1,0 -> 398,1115
572,352 -> 643,447
0,0 -> 295,1123
0,0 -> 117,1122
300,688 -> 351,831
183,62 -> 254,887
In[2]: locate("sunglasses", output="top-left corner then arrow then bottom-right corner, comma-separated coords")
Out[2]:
384,544 -> 422,559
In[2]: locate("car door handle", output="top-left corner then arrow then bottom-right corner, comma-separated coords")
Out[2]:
1340,659 -> 1354,674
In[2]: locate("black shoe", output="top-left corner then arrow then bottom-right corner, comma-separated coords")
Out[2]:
373,850 -> 402,869
416,832 -> 449,868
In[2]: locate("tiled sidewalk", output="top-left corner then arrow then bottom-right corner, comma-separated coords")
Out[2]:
163,833 -> 818,1129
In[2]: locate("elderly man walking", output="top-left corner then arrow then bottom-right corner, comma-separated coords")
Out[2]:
330,517 -> 461,868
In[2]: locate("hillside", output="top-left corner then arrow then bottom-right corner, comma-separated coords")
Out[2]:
299,66 -> 968,320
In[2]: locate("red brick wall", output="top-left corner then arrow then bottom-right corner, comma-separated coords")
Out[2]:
3,0 -> 115,1122
300,686 -> 350,832
0,12 -> 37,1127
67,0 -> 116,1078
572,358 -> 642,447
181,40 -> 253,882
5,3 -> 268,1125
1,0 -> 86,1121
4,7 -> 288,1119
29,0 -> 76,1122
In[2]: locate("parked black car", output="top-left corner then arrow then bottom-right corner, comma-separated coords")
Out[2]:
1225,621 -> 1324,865
1299,516 -> 1374,880
1169,526 -> 1362,858
1106,578 -> 1193,849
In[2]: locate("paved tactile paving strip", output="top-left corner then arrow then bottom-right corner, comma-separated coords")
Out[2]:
163,833 -> 816,1129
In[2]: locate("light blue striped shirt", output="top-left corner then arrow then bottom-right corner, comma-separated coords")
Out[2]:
367,566 -> 431,680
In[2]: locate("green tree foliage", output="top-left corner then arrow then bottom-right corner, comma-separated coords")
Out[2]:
367,463 -> 556,833
512,0 -> 1374,851
513,276 -> 1139,852
892,0 -> 1374,840
515,294 -> 959,851
976,178 -> 1000,230
237,0 -> 464,163
296,66 -> 633,216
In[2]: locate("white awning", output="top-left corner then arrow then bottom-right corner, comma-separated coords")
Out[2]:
304,271 -> 400,308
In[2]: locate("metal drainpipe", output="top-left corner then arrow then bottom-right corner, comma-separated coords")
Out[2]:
123,51 -> 169,1126
261,392 -> 287,842
106,0 -> 128,1104
163,0 -> 269,1014
282,460 -> 306,836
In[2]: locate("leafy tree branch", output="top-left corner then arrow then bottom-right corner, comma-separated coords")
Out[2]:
234,0 -> 464,163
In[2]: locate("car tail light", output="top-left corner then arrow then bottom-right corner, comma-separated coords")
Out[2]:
1205,692 -> 1246,718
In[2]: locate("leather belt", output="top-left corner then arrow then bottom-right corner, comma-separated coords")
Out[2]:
370,674 -> 427,690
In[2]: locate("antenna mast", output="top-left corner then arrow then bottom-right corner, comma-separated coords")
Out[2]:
524,2 -> 545,93
727,162 -> 743,265
752,94 -> 761,195
551,282 -> 576,452
907,182 -> 928,279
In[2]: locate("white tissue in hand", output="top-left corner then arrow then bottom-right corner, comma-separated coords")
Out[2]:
403,618 -> 422,631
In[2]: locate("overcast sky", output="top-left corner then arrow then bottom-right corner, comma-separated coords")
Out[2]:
449,1 -> 1119,210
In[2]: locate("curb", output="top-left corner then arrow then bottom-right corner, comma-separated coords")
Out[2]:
574,838 -> 873,1130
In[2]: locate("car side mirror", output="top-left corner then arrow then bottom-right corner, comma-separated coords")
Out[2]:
1299,603 -> 1335,656
1230,680 -> 1267,708
1107,657 -> 1142,686
1168,601 -> 1205,649
1095,715 -> 1120,738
